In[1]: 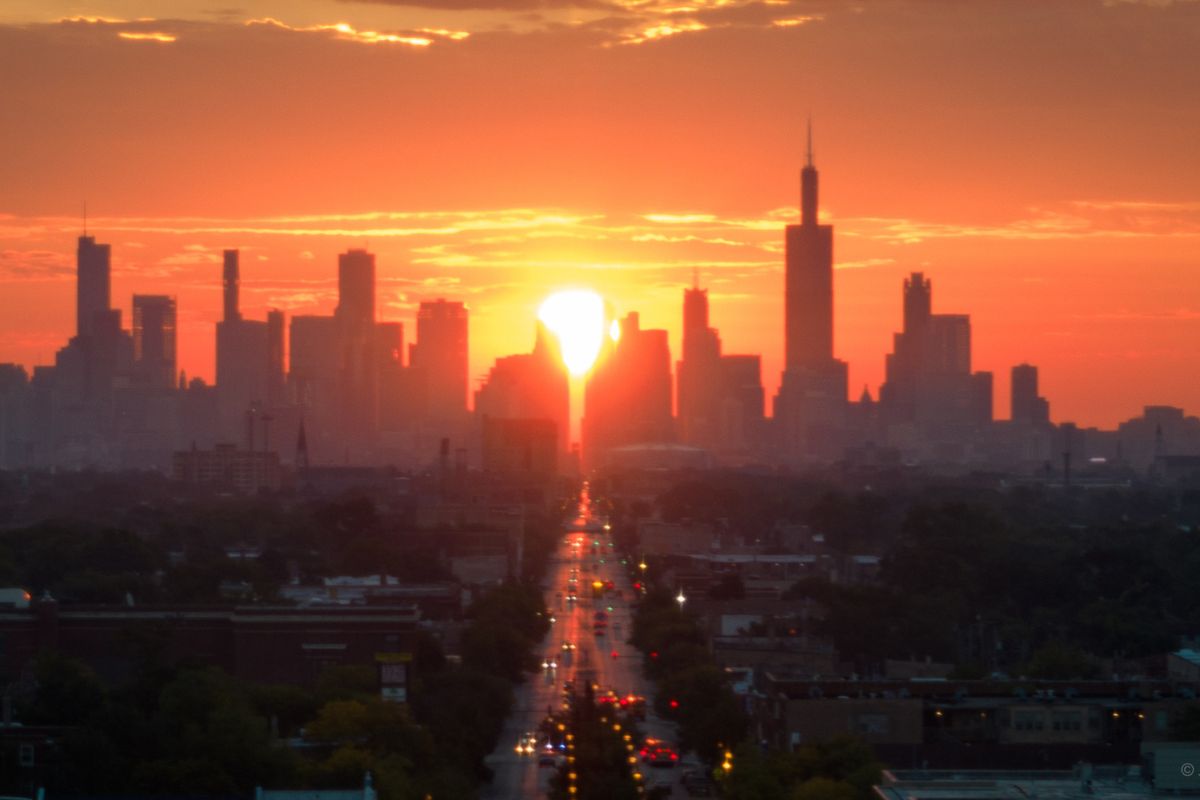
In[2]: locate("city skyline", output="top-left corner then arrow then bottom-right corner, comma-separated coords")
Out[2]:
2,1 -> 1199,429
5,156 -> 1195,437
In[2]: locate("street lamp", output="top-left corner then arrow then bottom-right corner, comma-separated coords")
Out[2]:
676,589 -> 686,609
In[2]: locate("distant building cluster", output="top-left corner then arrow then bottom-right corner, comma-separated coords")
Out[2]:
1,132 -> 1198,482
0,241 -> 477,477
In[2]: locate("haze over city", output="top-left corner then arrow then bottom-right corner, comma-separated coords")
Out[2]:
3,0 -> 1199,429
5,3 -> 1200,800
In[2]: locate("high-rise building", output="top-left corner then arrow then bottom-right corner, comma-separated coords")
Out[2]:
475,323 -> 569,468
904,272 -> 932,333
337,249 -> 376,329
375,323 -> 404,371
786,125 -> 834,370
266,309 -> 286,407
43,236 -> 133,466
677,276 -> 722,447
880,273 -> 994,453
216,251 -> 274,442
971,371 -> 994,427
773,125 -> 849,462
375,321 -> 411,433
288,314 -> 339,460
928,314 -> 971,375
334,250 -> 379,449
717,354 -> 765,458
677,276 -> 765,461
410,299 -> 468,418
76,235 -> 111,338
583,312 -> 673,468
222,249 -> 241,323
132,295 -> 176,388
1011,363 -> 1050,426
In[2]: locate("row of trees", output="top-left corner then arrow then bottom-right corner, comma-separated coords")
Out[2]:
548,684 -> 641,800
618,470 -> 1200,674
13,652 -> 458,796
788,499 -> 1200,674
0,495 -> 453,606
626,586 -> 883,799
4,579 -> 551,799
719,738 -> 882,800
628,586 -> 747,764
0,490 -> 573,608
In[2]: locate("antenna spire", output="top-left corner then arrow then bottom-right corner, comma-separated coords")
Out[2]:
806,117 -> 813,167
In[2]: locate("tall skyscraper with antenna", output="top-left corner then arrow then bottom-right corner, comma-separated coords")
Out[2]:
76,235 -> 112,339
773,123 -> 849,462
216,249 -> 273,444
786,121 -> 834,369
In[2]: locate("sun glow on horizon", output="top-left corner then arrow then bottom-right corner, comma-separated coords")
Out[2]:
538,290 -> 607,376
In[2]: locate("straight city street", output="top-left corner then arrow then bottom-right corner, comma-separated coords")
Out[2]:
483,484 -> 687,798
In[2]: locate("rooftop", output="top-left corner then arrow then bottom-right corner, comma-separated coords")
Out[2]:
876,768 -> 1151,800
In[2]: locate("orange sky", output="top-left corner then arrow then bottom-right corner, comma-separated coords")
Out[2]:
1,0 -> 1198,428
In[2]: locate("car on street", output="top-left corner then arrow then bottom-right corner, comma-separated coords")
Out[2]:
641,738 -> 679,766
515,731 -> 537,755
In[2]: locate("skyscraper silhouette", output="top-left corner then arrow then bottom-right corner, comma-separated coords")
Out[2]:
222,249 -> 241,323
216,250 -> 276,444
336,249 -> 376,329
1011,363 -> 1050,426
266,309 -> 286,407
677,275 -> 765,461
773,124 -> 849,461
288,315 -> 339,433
336,249 -> 379,450
132,295 -> 177,388
786,123 -> 834,370
76,235 -> 112,339
584,312 -> 674,469
904,272 -> 931,334
411,299 -> 469,418
677,274 -> 721,448
475,323 -> 569,472
880,272 -> 994,458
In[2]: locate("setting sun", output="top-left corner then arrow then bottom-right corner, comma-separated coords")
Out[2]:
538,289 -> 607,376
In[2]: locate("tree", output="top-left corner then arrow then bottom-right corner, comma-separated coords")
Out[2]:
1024,643 -> 1098,680
412,668 -> 513,778
793,777 -> 859,800
20,651 -> 107,725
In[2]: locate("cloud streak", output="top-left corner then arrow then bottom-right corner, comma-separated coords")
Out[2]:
0,249 -> 73,281
245,17 -> 467,46
117,31 -> 177,42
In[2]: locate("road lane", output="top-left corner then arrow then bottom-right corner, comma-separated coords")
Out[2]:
483,483 -> 685,799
